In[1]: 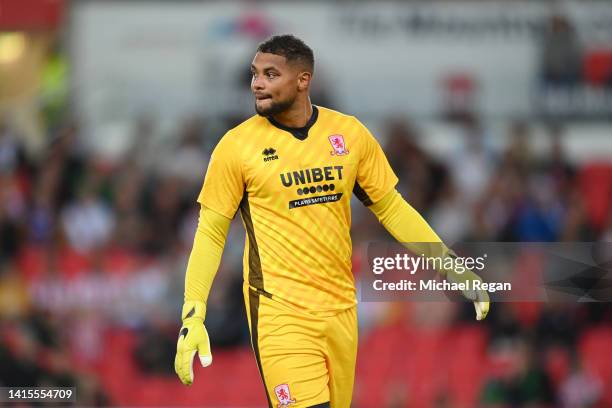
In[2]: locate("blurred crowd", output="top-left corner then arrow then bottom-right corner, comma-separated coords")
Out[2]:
351,114 -> 611,407
1,1 -> 611,405
1,106 -> 610,406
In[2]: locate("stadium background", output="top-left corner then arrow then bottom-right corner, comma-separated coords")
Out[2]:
1,1 -> 611,407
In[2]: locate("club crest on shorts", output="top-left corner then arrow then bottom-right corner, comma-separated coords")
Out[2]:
329,134 -> 349,156
274,383 -> 296,408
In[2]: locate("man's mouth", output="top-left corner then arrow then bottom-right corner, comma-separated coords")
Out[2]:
256,95 -> 271,101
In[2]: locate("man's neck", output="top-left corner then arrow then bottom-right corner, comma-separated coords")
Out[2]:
270,100 -> 313,128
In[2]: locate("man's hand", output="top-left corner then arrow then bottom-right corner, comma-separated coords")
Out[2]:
445,260 -> 491,321
473,288 -> 490,321
174,301 -> 212,385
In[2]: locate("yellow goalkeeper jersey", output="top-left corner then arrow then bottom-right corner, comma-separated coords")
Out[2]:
198,106 -> 398,313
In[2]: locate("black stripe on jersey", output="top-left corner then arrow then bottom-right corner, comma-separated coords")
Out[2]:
239,192 -> 265,291
353,181 -> 373,206
267,106 -> 319,141
248,289 -> 273,408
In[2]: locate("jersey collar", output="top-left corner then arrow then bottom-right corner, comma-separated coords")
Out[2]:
267,105 -> 319,141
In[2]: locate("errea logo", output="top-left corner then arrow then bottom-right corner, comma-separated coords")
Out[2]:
262,147 -> 279,162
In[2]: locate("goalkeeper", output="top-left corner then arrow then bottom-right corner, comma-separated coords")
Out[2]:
175,34 -> 489,408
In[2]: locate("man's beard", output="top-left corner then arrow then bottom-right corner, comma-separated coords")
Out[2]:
254,96 -> 295,117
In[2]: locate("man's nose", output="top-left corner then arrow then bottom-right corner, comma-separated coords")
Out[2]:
251,76 -> 264,91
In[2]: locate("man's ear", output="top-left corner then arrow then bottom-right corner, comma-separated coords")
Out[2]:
297,71 -> 312,92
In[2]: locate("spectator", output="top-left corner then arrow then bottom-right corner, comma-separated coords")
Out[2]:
540,13 -> 583,88
162,116 -> 209,187
559,356 -> 603,408
481,338 -> 555,407
60,179 -> 115,254
450,115 -> 495,204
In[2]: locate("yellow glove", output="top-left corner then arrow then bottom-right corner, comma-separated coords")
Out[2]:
174,301 -> 212,385
464,290 -> 490,320
450,272 -> 491,321
472,287 -> 490,321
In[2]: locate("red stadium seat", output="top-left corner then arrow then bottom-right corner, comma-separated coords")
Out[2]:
102,247 -> 141,276
355,323 -> 489,408
579,327 -> 612,386
355,323 -> 410,407
17,245 -> 47,282
545,346 -> 571,389
404,328 -> 447,407
583,50 -> 612,86
447,325 -> 488,408
97,328 -> 139,406
106,345 -> 267,407
58,247 -> 92,279
578,163 -> 612,232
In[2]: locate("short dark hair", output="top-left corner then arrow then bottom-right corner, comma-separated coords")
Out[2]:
257,34 -> 314,73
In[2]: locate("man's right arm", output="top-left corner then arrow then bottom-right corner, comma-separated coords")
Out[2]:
175,132 -> 244,385
175,204 -> 232,386
184,205 -> 232,302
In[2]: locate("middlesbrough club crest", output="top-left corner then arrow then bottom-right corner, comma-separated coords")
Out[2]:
329,134 -> 349,156
274,384 -> 296,408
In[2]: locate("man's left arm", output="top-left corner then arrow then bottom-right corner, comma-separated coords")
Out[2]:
351,117 -> 489,320
368,188 -> 490,321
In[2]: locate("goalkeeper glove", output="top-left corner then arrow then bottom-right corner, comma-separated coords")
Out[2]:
461,279 -> 490,320
471,286 -> 490,321
443,252 -> 491,321
174,301 -> 212,385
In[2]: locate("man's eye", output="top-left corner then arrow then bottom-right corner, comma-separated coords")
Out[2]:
266,72 -> 277,78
